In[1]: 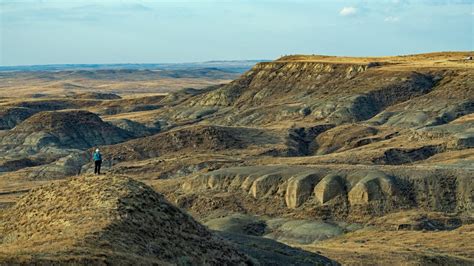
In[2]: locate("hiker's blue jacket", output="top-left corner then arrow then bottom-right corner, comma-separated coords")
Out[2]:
93,152 -> 102,161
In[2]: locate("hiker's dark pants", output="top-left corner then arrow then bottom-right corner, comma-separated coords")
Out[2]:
94,160 -> 102,175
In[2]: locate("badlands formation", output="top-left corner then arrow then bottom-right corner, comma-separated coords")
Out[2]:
0,52 -> 473,265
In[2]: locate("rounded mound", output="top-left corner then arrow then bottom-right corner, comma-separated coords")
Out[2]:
4,110 -> 132,149
0,175 -> 251,265
102,125 -> 257,161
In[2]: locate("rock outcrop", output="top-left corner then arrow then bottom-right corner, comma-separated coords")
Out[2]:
347,172 -> 398,205
285,173 -> 321,208
182,165 -> 472,218
250,174 -> 282,199
181,60 -> 445,127
314,174 -> 346,205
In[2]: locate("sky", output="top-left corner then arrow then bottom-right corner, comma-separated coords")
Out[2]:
0,0 -> 473,66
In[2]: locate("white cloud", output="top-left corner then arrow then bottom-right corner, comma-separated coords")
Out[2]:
339,7 -> 357,16
384,16 -> 400,22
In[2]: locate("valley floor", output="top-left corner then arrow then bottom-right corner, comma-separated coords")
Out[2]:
305,225 -> 474,265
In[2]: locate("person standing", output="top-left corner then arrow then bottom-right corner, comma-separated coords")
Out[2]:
93,148 -> 102,175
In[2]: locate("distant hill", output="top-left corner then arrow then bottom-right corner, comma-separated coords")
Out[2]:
0,68 -> 246,81
0,60 -> 268,73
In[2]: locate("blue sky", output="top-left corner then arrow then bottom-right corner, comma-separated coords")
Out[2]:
1,0 -> 473,66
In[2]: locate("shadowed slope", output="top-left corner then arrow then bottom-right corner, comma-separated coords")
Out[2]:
0,110 -> 133,151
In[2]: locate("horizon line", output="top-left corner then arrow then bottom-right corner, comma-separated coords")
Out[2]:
0,59 -> 271,68
1,50 -> 472,68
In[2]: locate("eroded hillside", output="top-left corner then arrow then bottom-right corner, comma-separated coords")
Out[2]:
0,52 -> 473,265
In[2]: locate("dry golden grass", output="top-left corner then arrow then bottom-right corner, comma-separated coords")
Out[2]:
0,174 -> 254,264
304,224 -> 474,265
452,113 -> 474,124
101,108 -> 164,123
0,176 -> 57,207
277,51 -> 474,70
0,77 -> 232,98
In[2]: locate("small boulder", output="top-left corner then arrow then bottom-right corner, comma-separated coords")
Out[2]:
250,174 -> 282,198
314,174 -> 346,204
207,173 -> 231,190
348,172 -> 397,205
285,173 -> 320,208
241,175 -> 262,192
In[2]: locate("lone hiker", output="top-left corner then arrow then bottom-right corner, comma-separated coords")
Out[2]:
93,148 -> 102,175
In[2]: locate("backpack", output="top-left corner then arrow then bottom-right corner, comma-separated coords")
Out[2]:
93,152 -> 102,161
